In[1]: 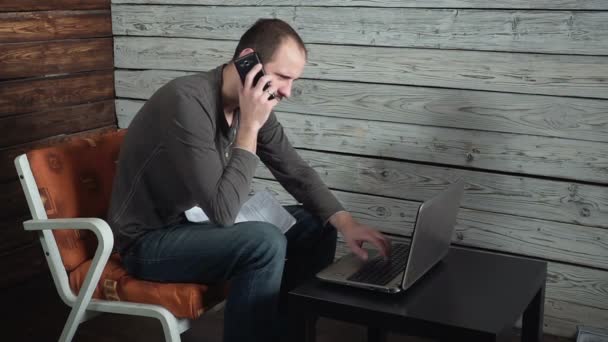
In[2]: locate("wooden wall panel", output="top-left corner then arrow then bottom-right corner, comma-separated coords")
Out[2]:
0,38 -> 113,80
0,10 -> 112,43
0,0 -> 109,11
114,37 -> 608,99
0,71 -> 114,117
1,101 -> 116,148
110,0 -> 608,10
116,70 -> 608,143
112,0 -> 608,337
0,2 -> 115,288
253,179 -> 608,270
117,98 -> 608,184
264,149 -> 608,230
113,5 -> 608,55
295,8 -> 608,55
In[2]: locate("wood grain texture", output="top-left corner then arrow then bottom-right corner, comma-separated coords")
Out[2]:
0,71 -> 114,117
111,5 -> 285,39
0,100 -> 116,148
295,8 -> 608,56
116,98 -> 608,184
112,5 -> 608,55
115,98 -> 142,128
117,99 -> 608,229
276,112 -> 608,184
0,0 -> 109,11
262,148 -> 608,230
113,37 -> 608,99
115,70 -> 608,143
0,125 -> 117,183
252,179 -> 608,270
0,10 -> 111,43
334,240 -> 607,337
0,38 -> 113,80
109,0 -> 608,10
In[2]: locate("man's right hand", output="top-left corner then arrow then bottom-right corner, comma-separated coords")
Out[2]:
238,64 -> 279,132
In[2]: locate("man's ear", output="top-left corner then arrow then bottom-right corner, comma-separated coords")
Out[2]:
238,48 -> 255,58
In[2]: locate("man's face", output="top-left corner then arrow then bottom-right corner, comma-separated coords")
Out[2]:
263,38 -> 306,100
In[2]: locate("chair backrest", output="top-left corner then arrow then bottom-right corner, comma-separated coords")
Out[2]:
22,129 -> 126,272
15,130 -> 126,292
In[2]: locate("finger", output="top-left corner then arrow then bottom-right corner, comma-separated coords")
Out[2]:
262,85 -> 278,98
254,75 -> 273,93
367,234 -> 389,258
349,241 -> 368,261
376,232 -> 392,256
244,64 -> 263,90
267,97 -> 280,108
369,229 -> 391,253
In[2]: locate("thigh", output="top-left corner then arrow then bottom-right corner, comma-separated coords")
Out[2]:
122,221 -> 285,284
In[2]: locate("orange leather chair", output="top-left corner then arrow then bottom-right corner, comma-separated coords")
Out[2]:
15,129 -> 225,342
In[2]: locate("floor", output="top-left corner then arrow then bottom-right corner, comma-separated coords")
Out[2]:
2,272 -> 573,342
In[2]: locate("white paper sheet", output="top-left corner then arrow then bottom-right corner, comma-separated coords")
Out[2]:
184,191 -> 296,234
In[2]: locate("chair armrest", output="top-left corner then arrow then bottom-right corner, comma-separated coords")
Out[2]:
24,218 -> 114,309
23,218 -> 113,242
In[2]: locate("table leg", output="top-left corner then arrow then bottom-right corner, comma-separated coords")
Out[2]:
367,327 -> 387,342
521,285 -> 545,342
288,307 -> 317,342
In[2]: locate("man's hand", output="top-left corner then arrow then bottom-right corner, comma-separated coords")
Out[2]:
238,63 -> 279,132
329,211 -> 391,261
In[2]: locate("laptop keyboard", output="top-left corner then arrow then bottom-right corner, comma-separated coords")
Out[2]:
347,243 -> 411,286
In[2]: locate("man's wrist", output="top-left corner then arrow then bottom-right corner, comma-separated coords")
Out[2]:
328,210 -> 355,233
234,125 -> 260,153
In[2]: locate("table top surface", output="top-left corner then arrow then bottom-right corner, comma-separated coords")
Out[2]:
290,246 -> 547,334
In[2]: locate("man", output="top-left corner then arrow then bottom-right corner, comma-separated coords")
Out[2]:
108,18 -> 390,342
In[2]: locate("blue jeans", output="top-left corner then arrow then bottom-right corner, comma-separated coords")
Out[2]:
122,205 -> 337,342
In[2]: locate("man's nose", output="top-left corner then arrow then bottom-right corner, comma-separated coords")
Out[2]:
279,81 -> 293,99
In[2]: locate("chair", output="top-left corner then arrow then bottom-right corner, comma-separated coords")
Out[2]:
15,129 -> 225,342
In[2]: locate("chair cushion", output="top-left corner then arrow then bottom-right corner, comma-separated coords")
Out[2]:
69,253 -> 225,319
26,130 -> 126,271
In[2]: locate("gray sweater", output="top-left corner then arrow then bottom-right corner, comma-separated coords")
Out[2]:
108,65 -> 344,253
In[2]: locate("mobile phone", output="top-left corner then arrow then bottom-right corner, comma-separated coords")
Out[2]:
234,52 -> 275,100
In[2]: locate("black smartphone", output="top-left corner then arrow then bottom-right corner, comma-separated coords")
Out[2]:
234,52 -> 275,100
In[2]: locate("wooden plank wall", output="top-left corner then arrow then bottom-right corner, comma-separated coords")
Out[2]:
0,0 -> 117,288
110,0 -> 608,338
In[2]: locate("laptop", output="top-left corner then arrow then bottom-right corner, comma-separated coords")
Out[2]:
316,179 -> 465,293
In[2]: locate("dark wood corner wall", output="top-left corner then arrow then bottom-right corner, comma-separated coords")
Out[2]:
0,0 -> 117,288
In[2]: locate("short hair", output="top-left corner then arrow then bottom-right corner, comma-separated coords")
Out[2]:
232,18 -> 307,63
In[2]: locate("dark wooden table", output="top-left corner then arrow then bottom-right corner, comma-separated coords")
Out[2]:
288,247 -> 547,342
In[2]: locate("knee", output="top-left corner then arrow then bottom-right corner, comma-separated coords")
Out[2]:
241,222 -> 287,261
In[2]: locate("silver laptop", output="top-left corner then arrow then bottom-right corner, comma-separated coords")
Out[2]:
316,179 -> 465,293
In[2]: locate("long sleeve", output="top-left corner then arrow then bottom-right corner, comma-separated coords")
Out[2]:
166,92 -> 259,226
256,112 -> 344,223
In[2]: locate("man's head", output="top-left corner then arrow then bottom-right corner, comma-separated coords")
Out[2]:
233,19 -> 307,99
233,18 -> 307,64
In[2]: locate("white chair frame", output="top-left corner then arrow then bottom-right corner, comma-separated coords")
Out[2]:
15,154 -> 192,342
